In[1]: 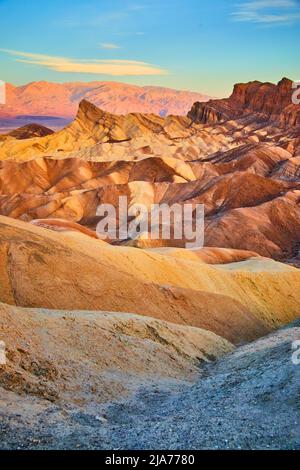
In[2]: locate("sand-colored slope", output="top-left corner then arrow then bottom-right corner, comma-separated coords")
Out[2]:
145,247 -> 261,264
0,301 -> 233,404
0,101 -> 193,162
201,144 -> 291,177
0,126 -> 299,261
205,190 -> 300,258
1,216 -> 300,344
0,156 -> 196,196
0,99 -> 240,163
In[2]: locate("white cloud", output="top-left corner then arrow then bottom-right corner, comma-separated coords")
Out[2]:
100,43 -> 121,50
232,0 -> 300,25
0,49 -> 168,76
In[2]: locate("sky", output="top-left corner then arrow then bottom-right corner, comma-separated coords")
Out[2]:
0,0 -> 299,96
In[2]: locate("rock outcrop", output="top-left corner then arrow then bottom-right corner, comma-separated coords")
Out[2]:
188,78 -> 300,128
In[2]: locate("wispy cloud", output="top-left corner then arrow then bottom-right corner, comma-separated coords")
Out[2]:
0,49 -> 168,76
55,3 -> 149,30
100,43 -> 121,50
232,0 -> 300,25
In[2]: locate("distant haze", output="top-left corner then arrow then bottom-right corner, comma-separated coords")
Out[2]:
0,81 -> 212,131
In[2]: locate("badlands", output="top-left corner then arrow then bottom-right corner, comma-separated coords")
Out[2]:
0,78 -> 299,449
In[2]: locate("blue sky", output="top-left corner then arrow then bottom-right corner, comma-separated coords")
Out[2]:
0,0 -> 299,96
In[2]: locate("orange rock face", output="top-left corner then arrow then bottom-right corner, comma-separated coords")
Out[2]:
188,78 -> 300,128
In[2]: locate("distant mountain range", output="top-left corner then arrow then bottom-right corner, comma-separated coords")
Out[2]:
0,81 -> 212,130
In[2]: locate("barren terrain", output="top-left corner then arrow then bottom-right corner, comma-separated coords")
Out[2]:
0,77 -> 299,450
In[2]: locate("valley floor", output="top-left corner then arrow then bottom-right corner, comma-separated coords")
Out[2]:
1,323 -> 299,450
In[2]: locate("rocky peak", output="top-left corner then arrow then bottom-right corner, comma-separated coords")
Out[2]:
76,99 -> 106,124
9,123 -> 54,140
188,78 -> 299,128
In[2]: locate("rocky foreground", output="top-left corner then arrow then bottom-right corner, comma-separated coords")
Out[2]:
0,319 -> 299,450
0,216 -> 299,449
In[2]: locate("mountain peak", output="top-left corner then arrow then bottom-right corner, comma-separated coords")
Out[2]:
278,77 -> 293,86
76,99 -> 108,125
8,123 -> 54,140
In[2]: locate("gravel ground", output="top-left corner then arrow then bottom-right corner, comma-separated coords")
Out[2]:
0,325 -> 299,450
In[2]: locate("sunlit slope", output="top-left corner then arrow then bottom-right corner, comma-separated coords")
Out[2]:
0,301 -> 232,404
1,216 -> 299,344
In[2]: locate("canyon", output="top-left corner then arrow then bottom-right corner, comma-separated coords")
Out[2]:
0,77 -> 299,449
